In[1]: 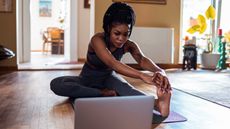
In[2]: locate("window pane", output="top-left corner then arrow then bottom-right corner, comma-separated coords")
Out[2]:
220,1 -> 230,31
182,0 -> 211,38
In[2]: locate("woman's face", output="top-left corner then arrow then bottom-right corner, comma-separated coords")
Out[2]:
109,23 -> 130,48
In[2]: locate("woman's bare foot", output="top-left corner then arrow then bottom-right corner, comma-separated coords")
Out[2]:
155,87 -> 171,117
100,89 -> 117,97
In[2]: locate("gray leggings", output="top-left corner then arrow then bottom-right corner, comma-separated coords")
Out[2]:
50,70 -> 145,98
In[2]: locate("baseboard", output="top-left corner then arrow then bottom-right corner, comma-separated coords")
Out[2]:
157,64 -> 183,69
0,66 -> 18,71
127,64 -> 183,70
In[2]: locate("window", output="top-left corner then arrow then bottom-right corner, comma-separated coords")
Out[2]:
181,0 -> 212,63
181,0 -> 230,63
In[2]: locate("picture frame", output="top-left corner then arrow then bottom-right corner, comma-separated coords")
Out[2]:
0,0 -> 12,13
112,0 -> 167,5
84,0 -> 90,8
39,0 -> 52,17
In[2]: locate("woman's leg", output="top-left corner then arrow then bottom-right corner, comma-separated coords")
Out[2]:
155,87 -> 171,117
152,87 -> 171,123
50,76 -> 102,98
104,72 -> 145,96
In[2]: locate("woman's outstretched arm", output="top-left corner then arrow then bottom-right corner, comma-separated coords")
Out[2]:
125,40 -> 171,90
90,34 -> 154,85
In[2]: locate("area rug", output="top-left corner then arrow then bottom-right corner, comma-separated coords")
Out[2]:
166,69 -> 230,108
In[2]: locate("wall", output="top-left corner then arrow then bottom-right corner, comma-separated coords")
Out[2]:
0,0 -> 17,67
122,27 -> 174,64
94,0 -> 181,64
78,0 -> 90,59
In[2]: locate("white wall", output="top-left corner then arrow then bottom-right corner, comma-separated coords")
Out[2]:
122,27 -> 174,64
78,0 -> 90,59
30,0 -> 64,51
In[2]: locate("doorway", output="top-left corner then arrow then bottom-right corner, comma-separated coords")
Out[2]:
17,0 -> 79,69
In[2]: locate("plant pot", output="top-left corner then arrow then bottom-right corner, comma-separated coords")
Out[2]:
200,53 -> 220,69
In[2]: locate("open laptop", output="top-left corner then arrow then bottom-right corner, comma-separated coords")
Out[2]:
74,95 -> 154,129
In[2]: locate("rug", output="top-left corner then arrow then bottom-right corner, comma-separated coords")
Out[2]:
166,69 -> 230,108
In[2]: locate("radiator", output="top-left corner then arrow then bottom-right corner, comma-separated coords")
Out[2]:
121,27 -> 174,64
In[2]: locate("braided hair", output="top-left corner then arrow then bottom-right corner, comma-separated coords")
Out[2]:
103,2 -> 136,44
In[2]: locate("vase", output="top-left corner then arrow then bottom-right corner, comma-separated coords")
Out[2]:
200,53 -> 220,69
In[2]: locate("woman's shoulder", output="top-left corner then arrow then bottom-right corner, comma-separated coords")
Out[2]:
91,32 -> 104,40
88,32 -> 104,53
90,32 -> 105,45
89,32 -> 106,48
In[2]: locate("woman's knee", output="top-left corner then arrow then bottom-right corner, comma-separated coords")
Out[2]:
50,77 -> 64,95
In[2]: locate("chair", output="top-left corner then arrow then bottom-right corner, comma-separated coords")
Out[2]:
42,27 -> 64,54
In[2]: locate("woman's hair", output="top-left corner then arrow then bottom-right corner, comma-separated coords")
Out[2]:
103,2 -> 136,38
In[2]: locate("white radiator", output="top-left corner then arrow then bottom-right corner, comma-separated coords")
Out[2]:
121,27 -> 174,64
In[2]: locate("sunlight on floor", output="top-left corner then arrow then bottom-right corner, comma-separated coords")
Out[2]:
18,52 -> 83,70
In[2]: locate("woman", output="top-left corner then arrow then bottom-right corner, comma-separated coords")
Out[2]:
50,2 -> 172,119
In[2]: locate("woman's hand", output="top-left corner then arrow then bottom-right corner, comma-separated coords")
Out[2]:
152,71 -> 171,92
140,72 -> 155,85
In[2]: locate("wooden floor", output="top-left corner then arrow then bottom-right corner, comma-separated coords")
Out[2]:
0,70 -> 230,129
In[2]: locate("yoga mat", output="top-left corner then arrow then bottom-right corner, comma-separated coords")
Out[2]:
163,111 -> 187,123
152,110 -> 187,124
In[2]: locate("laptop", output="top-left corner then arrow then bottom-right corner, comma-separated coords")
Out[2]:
74,95 -> 154,129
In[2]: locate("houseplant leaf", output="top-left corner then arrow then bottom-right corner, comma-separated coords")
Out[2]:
197,14 -> 206,25
197,14 -> 207,34
187,25 -> 200,34
205,5 -> 216,20
199,22 -> 207,34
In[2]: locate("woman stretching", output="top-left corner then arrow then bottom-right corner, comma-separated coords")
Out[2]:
50,2 -> 172,121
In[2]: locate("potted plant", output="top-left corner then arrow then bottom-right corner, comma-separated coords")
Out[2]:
200,33 -> 221,69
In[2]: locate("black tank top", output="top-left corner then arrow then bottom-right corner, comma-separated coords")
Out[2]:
86,40 -> 125,70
